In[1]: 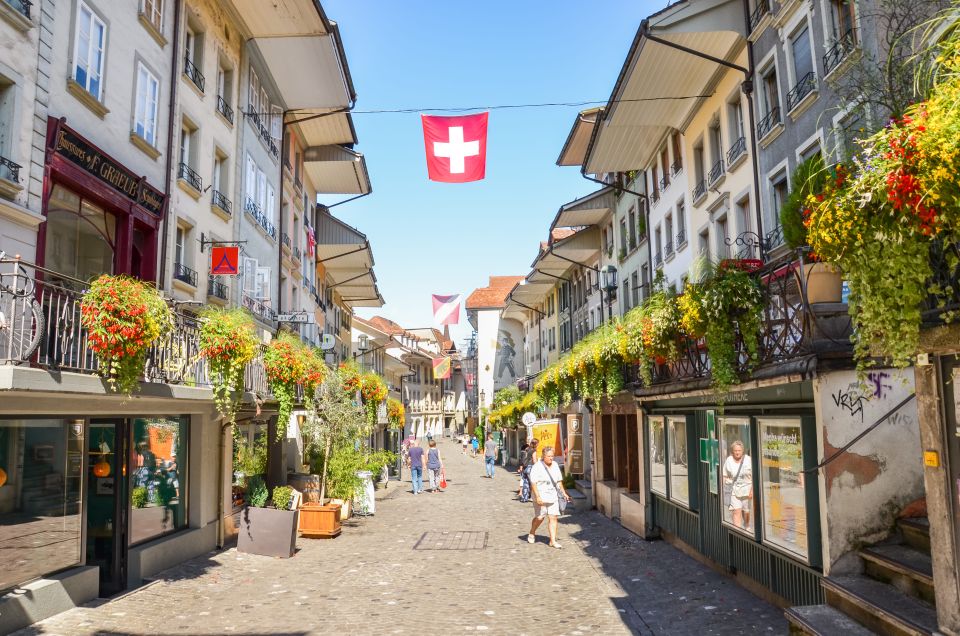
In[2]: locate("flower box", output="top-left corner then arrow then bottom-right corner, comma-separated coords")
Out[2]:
237,506 -> 299,558
298,502 -> 342,539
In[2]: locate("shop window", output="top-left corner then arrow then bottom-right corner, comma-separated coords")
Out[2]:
759,417 -> 808,559
720,417 -> 755,535
134,63 -> 159,147
667,416 -> 689,505
74,1 -> 107,101
130,417 -> 188,545
44,184 -> 116,281
648,416 -> 666,495
0,418 -> 84,591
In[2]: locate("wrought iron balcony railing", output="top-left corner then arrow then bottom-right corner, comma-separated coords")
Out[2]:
654,251 -> 663,268
183,56 -> 205,92
207,276 -> 228,301
244,198 -> 277,240
708,158 -> 725,185
0,155 -> 21,184
726,136 -> 747,166
173,262 -> 197,287
659,175 -> 669,192
0,257 -> 271,395
757,107 -> 781,139
293,246 -> 302,262
665,239 -> 674,256
651,190 -> 661,205
671,160 -> 682,177
242,293 -> 277,322
178,162 -> 202,191
786,71 -> 817,111
281,232 -> 292,250
294,176 -> 303,192
823,29 -> 858,76
216,95 -> 234,124
693,179 -> 707,202
211,189 -> 231,215
676,228 -> 687,248
5,0 -> 31,19
749,0 -> 770,32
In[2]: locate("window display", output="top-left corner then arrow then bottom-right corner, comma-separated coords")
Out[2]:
719,417 -> 754,534
648,416 -> 666,496
667,416 -> 689,505
130,417 -> 188,545
232,421 -> 267,511
759,417 -> 807,559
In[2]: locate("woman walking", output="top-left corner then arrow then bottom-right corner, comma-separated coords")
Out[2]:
527,446 -> 571,549
426,439 -> 444,493
518,439 -> 538,502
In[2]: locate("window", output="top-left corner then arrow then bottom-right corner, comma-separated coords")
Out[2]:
248,68 -> 260,119
44,185 -> 116,281
770,171 -> 789,233
660,149 -> 670,188
671,131 -> 682,172
693,142 -> 705,190
141,0 -> 163,32
131,417 -> 189,544
0,418 -> 84,591
271,104 -> 282,140
628,206 -> 637,250
708,118 -> 723,177
174,225 -> 185,266
641,264 -> 650,301
668,416 -> 689,505
212,151 -> 227,194
257,169 -> 267,210
256,265 -> 271,302
134,63 -> 159,146
759,65 -> 781,137
676,199 -> 687,247
654,225 -> 662,262
266,184 -> 276,220
649,416 -> 667,495
245,154 -> 257,206
665,214 -> 674,255
716,215 -> 729,259
729,97 -> 745,142
631,271 -> 639,308
74,1 -> 106,100
759,417 -> 808,558
698,228 -> 710,259
735,196 -> 751,239
622,280 -> 630,312
720,417 -> 755,535
0,78 -> 16,181
650,164 -> 659,199
790,25 -> 813,83
619,217 -> 628,253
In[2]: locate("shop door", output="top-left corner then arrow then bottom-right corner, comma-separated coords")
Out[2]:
85,418 -> 130,597
940,355 -> 960,585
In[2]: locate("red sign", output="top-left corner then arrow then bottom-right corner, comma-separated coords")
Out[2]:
211,246 -> 240,275
421,112 -> 488,183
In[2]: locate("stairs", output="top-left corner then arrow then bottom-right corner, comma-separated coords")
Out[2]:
786,517 -> 938,635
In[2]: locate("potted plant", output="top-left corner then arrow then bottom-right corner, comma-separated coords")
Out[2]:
237,480 -> 299,558
780,155 -> 843,304
199,308 -> 259,422
264,332 -> 325,437
79,274 -> 173,395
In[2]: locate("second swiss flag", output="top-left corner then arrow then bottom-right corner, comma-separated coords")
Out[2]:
421,112 -> 488,183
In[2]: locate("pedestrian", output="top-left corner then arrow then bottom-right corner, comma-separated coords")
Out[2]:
426,439 -> 444,493
408,439 -> 425,495
471,435 -> 479,457
723,440 -> 753,530
516,437 -> 530,498
519,439 -> 538,502
461,434 -> 469,454
527,446 -> 571,549
484,432 -> 498,478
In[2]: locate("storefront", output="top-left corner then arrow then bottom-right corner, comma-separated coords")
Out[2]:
39,118 -> 164,284
642,381 -> 824,607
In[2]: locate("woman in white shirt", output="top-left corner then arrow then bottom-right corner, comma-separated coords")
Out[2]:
527,446 -> 571,549
723,441 -> 752,530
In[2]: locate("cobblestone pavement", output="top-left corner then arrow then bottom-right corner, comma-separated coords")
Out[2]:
15,439 -> 787,635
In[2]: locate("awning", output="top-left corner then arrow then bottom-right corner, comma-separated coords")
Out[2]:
303,145 -> 371,194
556,108 -> 600,167
549,226 -> 601,264
584,0 -> 746,174
316,211 -> 384,308
550,187 -> 615,231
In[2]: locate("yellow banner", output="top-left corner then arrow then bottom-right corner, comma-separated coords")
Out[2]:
432,356 -> 451,379
532,420 -> 561,459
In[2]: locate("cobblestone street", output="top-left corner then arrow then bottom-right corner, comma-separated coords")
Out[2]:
15,440 -> 787,635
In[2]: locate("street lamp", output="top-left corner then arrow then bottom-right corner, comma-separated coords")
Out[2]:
601,264 -> 618,321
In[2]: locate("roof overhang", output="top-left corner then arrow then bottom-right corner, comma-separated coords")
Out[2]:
549,226 -> 601,265
316,212 -> 383,308
556,107 -> 601,167
550,187 -> 616,232
584,0 -> 746,174
303,145 -> 371,194
502,277 -> 555,321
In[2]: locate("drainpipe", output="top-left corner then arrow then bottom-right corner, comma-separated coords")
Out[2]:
216,418 -> 232,549
158,0 -> 183,289
741,0 -> 765,247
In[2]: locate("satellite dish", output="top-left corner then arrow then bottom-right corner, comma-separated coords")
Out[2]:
522,412 -> 536,426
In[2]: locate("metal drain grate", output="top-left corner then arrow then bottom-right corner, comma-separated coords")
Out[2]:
413,531 -> 488,550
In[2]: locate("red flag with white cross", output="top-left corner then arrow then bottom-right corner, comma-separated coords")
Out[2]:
421,112 -> 488,182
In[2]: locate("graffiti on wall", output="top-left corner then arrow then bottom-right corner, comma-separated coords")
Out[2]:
830,371 -> 896,422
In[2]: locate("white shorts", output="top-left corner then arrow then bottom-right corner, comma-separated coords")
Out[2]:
534,500 -> 561,518
729,495 -> 752,511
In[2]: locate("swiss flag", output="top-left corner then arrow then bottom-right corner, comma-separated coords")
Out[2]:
421,112 -> 488,182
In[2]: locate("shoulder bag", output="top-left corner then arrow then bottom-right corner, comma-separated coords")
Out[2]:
543,462 -> 567,513
728,458 -> 746,506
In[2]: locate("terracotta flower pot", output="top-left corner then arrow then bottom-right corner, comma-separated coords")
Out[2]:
804,263 -> 844,304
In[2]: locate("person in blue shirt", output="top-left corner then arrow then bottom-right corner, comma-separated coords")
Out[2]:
471,436 -> 479,457
407,439 -> 425,494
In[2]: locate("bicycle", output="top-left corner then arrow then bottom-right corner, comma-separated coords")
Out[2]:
0,252 -> 44,364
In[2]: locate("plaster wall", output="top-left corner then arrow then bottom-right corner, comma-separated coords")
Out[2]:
813,367 -> 923,574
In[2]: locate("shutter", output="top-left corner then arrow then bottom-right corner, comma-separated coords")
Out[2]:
243,258 -> 258,294
245,156 -> 256,204
266,184 -> 275,218
271,105 -> 282,139
257,170 -> 266,209
256,266 -> 271,301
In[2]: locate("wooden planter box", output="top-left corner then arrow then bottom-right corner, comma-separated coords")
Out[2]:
237,506 -> 299,558
328,498 -> 352,520
299,502 -> 342,539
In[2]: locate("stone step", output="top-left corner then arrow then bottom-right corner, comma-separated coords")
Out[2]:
897,517 -> 931,553
860,544 -> 935,604
567,488 -> 590,513
823,575 -> 938,636
785,604 -> 877,636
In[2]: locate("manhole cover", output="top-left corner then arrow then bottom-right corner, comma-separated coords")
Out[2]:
413,531 -> 487,550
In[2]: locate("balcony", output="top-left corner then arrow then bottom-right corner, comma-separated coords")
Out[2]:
757,107 -> 781,140
173,262 -> 198,287
244,198 -> 276,239
676,228 -> 687,248
207,276 -> 229,301
726,136 -> 747,167
693,179 -> 707,203
216,95 -> 234,124
786,71 -> 817,112
211,190 -> 232,216
293,246 -> 302,263
654,250 -> 663,268
823,29 -> 858,76
4,0 -> 31,19
178,162 -> 202,192
749,0 -> 769,32
707,159 -> 725,185
183,55 -> 205,92
0,257 -> 270,394
281,232 -> 292,250
659,175 -> 669,192
651,190 -> 661,206
665,239 -> 674,257
242,293 -> 277,322
0,155 -> 22,184
671,160 -> 682,177
294,176 -> 303,193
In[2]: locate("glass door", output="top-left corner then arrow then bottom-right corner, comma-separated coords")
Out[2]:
85,419 -> 129,597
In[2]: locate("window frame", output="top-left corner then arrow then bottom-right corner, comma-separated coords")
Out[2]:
141,0 -> 163,32
73,1 -> 107,101
134,62 -> 159,147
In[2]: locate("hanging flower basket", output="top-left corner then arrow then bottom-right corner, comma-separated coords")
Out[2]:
264,332 -> 323,437
199,308 -> 260,421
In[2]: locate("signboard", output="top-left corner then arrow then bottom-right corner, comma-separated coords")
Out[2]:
53,123 -> 165,216
319,333 -> 336,350
210,246 -> 239,275
566,416 -> 584,475
521,412 -> 536,426
532,419 -> 561,461
278,313 -> 312,324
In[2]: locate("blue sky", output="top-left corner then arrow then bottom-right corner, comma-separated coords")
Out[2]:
324,0 -> 662,347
